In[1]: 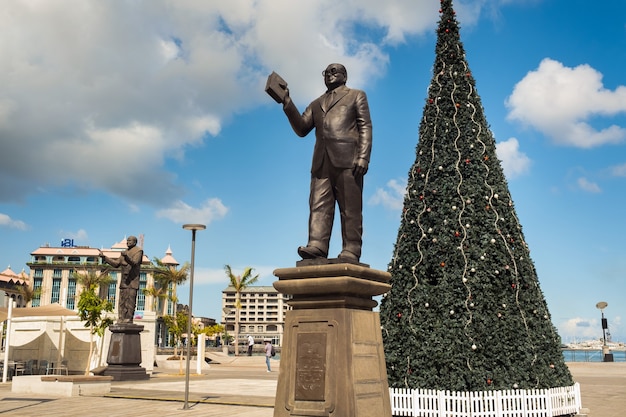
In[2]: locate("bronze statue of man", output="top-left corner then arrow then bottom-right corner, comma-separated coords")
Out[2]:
278,63 -> 372,263
99,236 -> 143,323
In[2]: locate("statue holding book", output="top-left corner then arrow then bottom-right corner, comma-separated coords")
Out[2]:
267,64 -> 373,264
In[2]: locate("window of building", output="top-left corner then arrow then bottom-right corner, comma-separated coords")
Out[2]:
66,277 -> 76,310
51,277 -> 61,304
257,326 -> 263,332
108,282 -> 117,305
67,256 -> 80,263
137,272 -> 147,311
32,277 -> 43,307
53,269 -> 62,278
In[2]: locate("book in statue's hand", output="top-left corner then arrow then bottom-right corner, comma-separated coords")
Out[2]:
265,71 -> 288,103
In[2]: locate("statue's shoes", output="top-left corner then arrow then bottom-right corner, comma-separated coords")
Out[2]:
338,251 -> 359,263
298,246 -> 327,259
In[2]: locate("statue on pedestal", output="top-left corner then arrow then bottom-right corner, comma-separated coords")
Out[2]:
97,235 -> 148,381
268,64 -> 373,264
99,235 -> 143,323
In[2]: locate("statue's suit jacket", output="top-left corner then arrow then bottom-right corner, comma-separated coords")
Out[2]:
103,246 -> 143,290
283,85 -> 372,174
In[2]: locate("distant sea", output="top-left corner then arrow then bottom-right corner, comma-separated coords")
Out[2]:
562,349 -> 626,362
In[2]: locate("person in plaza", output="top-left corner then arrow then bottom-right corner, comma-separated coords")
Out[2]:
278,63 -> 372,263
98,235 -> 143,324
247,334 -> 254,356
264,339 -> 273,372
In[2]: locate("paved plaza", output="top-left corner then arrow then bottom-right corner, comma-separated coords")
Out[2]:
0,356 -> 624,416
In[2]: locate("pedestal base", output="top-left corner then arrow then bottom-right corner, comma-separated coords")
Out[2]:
273,264 -> 392,417
102,323 -> 149,381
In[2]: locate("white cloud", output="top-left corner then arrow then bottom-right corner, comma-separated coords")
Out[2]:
557,317 -> 600,342
369,178 -> 407,210
506,58 -> 626,148
577,177 -> 601,193
156,198 -> 229,225
0,213 -> 28,230
0,0 -> 490,205
58,228 -> 89,242
495,137 -> 531,179
192,266 -> 231,285
610,163 -> 626,177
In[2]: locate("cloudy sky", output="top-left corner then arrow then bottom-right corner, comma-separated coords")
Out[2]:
1,0 -> 625,343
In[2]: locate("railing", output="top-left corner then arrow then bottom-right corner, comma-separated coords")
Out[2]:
390,383 -> 581,417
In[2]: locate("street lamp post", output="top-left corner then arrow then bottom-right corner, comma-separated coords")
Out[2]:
595,301 -> 613,362
222,307 -> 233,355
182,224 -> 206,410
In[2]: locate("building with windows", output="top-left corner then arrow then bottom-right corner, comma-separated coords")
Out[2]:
26,237 -> 180,321
221,285 -> 290,346
0,266 -> 29,308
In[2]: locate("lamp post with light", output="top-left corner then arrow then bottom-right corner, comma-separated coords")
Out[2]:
595,301 -> 613,362
182,224 -> 206,410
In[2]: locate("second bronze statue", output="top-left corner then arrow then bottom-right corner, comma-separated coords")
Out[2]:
99,236 -> 143,323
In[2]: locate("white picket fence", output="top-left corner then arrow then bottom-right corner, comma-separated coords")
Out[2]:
390,383 -> 581,417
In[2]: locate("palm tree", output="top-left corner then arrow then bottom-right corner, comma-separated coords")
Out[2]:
224,265 -> 259,356
73,268 -> 114,375
142,283 -> 167,313
152,257 -> 190,317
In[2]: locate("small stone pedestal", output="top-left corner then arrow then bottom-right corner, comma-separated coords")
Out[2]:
102,323 -> 149,381
273,263 -> 392,417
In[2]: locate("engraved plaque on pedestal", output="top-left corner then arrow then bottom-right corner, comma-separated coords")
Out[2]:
295,332 -> 327,401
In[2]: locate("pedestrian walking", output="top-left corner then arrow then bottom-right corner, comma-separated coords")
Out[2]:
247,335 -> 254,356
264,339 -> 273,372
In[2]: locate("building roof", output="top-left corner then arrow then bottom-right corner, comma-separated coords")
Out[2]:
30,237 -> 151,264
31,246 -> 101,256
0,266 -> 26,285
160,245 -> 179,266
111,237 -> 129,249
222,286 -> 278,293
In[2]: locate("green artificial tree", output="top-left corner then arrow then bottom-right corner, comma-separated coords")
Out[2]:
380,0 -> 573,392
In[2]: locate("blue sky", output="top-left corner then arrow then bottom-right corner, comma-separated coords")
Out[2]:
1,0 -> 625,343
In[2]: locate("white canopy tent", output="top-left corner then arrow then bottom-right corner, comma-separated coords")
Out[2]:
1,303 -> 77,382
0,303 -> 77,322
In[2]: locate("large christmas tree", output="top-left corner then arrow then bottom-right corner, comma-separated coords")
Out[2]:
380,0 -> 573,392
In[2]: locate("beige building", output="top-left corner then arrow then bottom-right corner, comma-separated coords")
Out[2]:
0,238 -> 188,375
221,285 -> 289,346
26,237 -> 179,318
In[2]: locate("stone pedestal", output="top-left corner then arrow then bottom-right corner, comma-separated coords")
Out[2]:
102,323 -> 149,381
273,263 -> 392,417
